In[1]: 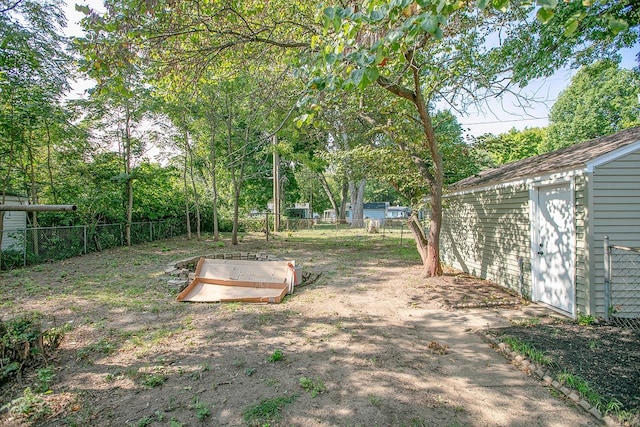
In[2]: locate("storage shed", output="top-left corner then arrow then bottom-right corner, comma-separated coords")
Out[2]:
1,194 -> 27,252
440,126 -> 640,318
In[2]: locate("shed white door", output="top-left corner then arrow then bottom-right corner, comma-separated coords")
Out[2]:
532,183 -> 575,315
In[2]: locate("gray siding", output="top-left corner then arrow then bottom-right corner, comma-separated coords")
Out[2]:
1,197 -> 27,251
441,184 -> 531,296
574,174 -> 589,315
590,151 -> 640,316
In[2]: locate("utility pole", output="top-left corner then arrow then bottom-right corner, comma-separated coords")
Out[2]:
272,135 -> 280,232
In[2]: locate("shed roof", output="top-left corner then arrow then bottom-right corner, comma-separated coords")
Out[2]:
451,126 -> 640,191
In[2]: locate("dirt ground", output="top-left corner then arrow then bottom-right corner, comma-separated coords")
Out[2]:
0,231 -> 633,426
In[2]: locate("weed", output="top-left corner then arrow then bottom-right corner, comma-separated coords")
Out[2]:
34,367 -> 55,393
141,374 -> 167,388
501,336 -> 551,365
242,395 -> 298,426
2,387 -> 51,421
170,417 -> 184,427
268,349 -> 284,362
77,337 -> 116,360
133,415 -> 153,427
510,317 -> 540,327
191,398 -> 211,420
577,312 -> 596,326
299,377 -> 327,397
232,357 -> 246,368
557,371 -> 601,409
368,394 -> 382,407
588,339 -> 600,351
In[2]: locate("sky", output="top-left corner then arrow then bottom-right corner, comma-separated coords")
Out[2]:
64,1 -> 639,139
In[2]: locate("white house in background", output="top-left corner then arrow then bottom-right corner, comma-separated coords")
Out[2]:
1,194 -> 27,252
438,126 -> 640,319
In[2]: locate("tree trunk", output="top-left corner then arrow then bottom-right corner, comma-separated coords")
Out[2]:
231,182 -> 240,245
210,120 -> 220,242
377,51 -> 444,276
183,154 -> 191,240
339,181 -> 348,223
185,129 -> 201,240
124,104 -> 133,247
349,179 -> 366,228
317,172 -> 339,222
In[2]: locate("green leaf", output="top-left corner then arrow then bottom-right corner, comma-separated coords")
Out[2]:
582,0 -> 593,5
421,15 -> 439,34
476,0 -> 489,9
324,53 -> 337,65
333,16 -> 342,31
564,19 -> 579,37
434,27 -> 444,40
536,7 -> 554,23
324,7 -> 336,19
387,29 -> 404,44
75,4 -> 91,15
337,7 -> 353,19
370,9 -> 385,22
364,66 -> 379,85
608,18 -> 629,35
492,0 -> 509,12
350,68 -> 365,87
537,0 -> 557,7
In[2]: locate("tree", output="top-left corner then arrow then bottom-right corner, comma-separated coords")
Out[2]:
303,0 -> 638,276
0,0 -> 72,254
77,4 -> 155,246
474,127 -> 546,165
69,0 -> 638,275
544,60 -> 640,151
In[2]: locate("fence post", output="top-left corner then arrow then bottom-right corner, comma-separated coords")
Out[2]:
150,222 -> 153,241
604,235 -> 610,322
23,229 -> 27,266
83,226 -> 88,254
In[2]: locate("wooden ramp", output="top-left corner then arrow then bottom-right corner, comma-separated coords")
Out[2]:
176,258 -> 297,303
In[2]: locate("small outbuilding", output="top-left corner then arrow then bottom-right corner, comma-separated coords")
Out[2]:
1,194 -> 27,252
440,126 -> 640,318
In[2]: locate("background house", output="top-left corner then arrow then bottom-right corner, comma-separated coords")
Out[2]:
438,126 -> 640,318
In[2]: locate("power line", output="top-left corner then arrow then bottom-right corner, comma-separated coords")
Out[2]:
461,116 -> 548,126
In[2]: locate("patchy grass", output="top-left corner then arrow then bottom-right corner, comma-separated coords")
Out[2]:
242,394 -> 298,426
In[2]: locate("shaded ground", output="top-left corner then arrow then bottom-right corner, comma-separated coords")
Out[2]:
422,272 -> 640,426
489,322 -> 640,425
0,231 -> 632,426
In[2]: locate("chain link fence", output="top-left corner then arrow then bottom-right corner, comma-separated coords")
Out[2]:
1,219 -> 186,270
604,236 -> 640,329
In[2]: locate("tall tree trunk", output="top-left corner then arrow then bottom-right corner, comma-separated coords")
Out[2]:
209,119 -> 220,241
185,129 -> 201,240
339,181 -> 349,223
45,120 -> 58,204
317,172 -> 339,222
377,50 -> 443,276
124,104 -> 133,247
349,179 -> 366,228
183,154 -> 191,240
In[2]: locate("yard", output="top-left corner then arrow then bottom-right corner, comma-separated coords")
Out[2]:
0,229 -> 636,426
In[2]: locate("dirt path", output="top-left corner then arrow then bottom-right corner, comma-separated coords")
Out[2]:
0,233 -> 600,426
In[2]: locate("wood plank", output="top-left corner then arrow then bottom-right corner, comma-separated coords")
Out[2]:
178,282 -> 287,303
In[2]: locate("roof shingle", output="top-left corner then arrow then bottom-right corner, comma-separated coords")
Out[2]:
451,126 -> 640,191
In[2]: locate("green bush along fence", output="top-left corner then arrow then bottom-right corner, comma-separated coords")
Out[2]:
1,219 -> 187,269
